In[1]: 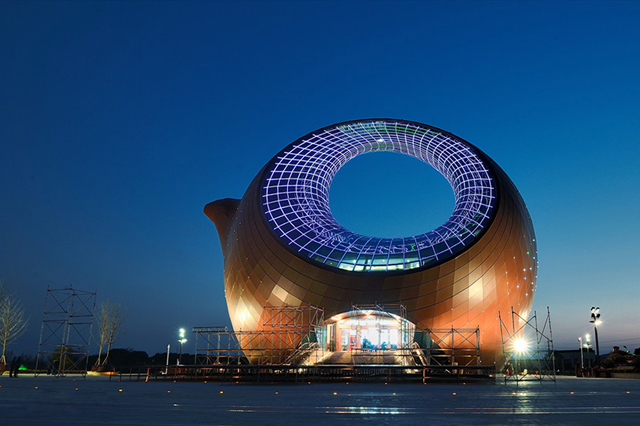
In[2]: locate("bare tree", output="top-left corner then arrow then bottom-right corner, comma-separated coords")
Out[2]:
0,282 -> 8,311
94,300 -> 126,366
0,284 -> 29,365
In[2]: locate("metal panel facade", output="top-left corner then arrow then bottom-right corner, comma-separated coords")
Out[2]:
206,119 -> 537,367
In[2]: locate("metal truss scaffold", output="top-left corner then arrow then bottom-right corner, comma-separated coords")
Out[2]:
341,303 -> 481,368
35,286 -> 96,377
193,304 -> 325,365
499,306 -> 556,384
412,327 -> 482,368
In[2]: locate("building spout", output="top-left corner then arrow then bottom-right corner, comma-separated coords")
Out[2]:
204,198 -> 240,252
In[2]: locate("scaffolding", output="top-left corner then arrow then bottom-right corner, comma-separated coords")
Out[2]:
193,304 -> 325,365
412,327 -> 482,367
191,301 -> 492,384
499,306 -> 556,384
193,326 -> 230,365
187,303 -> 495,381
35,286 -> 96,377
323,304 -> 482,368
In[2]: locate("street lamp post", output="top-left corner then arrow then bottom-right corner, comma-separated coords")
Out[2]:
585,334 -> 592,369
590,307 -> 601,364
165,344 -> 170,374
578,337 -> 584,371
178,328 -> 187,365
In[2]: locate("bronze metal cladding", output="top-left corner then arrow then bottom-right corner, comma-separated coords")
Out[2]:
205,119 -> 537,366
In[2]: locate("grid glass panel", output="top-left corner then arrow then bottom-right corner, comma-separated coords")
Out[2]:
261,120 -> 496,273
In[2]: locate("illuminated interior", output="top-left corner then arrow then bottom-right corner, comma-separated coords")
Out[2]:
324,310 -> 415,352
261,120 -> 496,272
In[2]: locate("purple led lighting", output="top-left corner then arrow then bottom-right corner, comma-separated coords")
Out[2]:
261,120 -> 496,273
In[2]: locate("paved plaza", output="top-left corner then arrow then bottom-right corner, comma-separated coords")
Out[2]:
1,375 -> 639,425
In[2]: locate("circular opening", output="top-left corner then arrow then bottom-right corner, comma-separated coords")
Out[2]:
329,152 -> 455,239
261,119 -> 497,272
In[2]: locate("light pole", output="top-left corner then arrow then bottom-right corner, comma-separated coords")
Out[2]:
165,344 -> 170,374
178,328 -> 187,365
590,307 -> 601,364
578,337 -> 584,372
585,333 -> 592,369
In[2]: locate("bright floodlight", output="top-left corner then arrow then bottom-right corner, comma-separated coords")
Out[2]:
590,307 -> 601,325
513,337 -> 529,354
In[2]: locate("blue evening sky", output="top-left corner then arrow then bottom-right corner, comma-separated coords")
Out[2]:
1,0 -> 639,357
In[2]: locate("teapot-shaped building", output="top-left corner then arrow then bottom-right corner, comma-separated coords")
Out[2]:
206,119 -> 537,367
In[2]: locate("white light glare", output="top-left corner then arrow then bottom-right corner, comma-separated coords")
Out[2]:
513,337 -> 529,354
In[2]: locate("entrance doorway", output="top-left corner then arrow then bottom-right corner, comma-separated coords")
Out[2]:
325,308 -> 415,352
